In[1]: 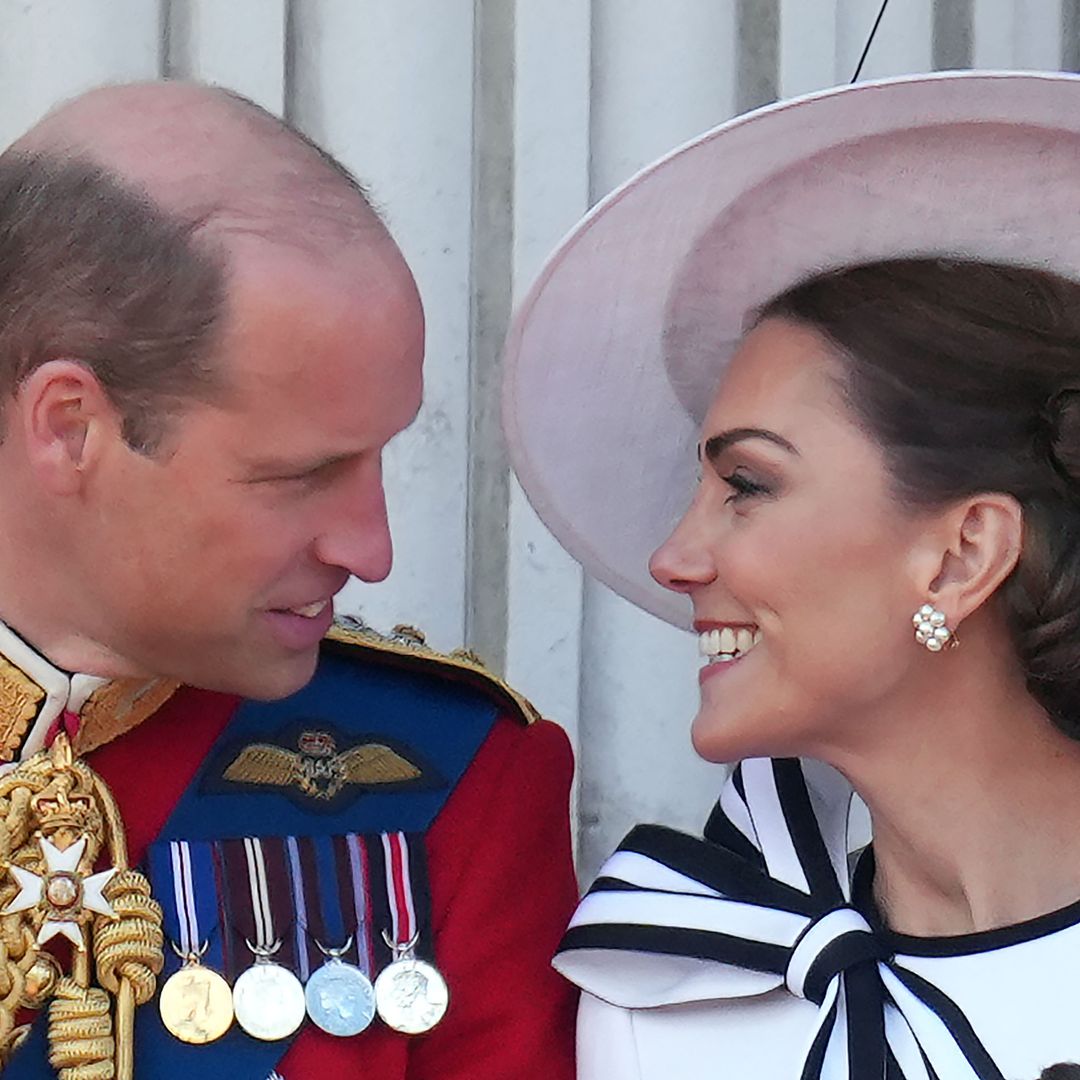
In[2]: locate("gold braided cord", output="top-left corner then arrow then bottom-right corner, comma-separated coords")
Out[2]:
94,871 -> 163,1005
0,766 -> 47,1065
90,775 -> 128,872
0,735 -> 163,1077
47,979 -> 115,1079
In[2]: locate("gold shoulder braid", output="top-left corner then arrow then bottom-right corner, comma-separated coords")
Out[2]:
326,618 -> 542,725
0,732 -> 163,1077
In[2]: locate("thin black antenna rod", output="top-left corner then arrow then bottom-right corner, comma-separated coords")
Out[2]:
851,0 -> 891,83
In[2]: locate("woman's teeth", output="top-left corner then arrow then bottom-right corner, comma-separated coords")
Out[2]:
290,600 -> 329,619
698,626 -> 761,662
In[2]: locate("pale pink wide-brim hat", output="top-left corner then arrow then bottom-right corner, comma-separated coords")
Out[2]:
502,70 -> 1080,629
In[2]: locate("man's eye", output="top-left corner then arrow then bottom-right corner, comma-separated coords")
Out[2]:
722,470 -> 771,504
267,465 -> 333,488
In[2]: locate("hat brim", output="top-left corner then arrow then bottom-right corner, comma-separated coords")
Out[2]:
503,71 -> 1080,628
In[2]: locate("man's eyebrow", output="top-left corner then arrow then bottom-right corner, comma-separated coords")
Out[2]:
242,450 -> 359,478
699,428 -> 800,463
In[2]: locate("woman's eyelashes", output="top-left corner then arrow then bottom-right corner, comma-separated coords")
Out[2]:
721,467 -> 773,504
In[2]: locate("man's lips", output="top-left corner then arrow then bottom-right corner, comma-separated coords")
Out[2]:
282,599 -> 331,619
263,600 -> 335,650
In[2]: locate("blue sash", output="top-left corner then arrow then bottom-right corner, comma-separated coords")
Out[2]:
7,647 -> 497,1078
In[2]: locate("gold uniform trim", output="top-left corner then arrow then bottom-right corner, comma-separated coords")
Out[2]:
75,678 -> 181,756
326,622 -> 541,725
0,654 -> 45,763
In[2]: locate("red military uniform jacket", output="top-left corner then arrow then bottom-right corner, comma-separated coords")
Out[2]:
5,629 -> 578,1079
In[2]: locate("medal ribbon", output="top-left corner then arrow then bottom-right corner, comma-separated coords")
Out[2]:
244,836 -> 281,950
382,831 -> 417,948
147,839 -> 224,973
321,835 -> 351,946
345,833 -> 375,977
284,835 -> 375,979
217,837 -> 296,971
285,835 -> 313,982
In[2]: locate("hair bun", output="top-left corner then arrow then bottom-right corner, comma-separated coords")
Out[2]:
1039,388 -> 1080,490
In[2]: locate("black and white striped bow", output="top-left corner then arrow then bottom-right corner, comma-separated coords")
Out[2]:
554,757 -> 1005,1080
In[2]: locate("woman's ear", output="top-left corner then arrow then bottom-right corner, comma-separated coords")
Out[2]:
18,360 -> 116,495
921,493 -> 1024,624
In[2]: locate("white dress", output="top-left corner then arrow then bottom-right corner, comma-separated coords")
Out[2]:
556,758 -> 1080,1079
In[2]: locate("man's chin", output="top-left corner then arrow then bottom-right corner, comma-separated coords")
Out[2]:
193,649 -> 320,701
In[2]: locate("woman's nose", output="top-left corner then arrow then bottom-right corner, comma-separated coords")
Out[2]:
649,510 -> 717,594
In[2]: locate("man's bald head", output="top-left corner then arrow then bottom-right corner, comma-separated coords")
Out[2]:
12,80 -> 384,250
0,81 -> 394,451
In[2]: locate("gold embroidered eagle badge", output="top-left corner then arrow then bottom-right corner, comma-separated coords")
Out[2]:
222,729 -> 425,803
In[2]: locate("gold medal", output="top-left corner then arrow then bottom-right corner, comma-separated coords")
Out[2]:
159,958 -> 234,1045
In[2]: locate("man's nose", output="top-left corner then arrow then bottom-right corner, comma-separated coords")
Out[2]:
314,463 -> 394,583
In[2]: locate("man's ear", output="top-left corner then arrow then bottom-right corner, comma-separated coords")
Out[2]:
18,360 -> 118,495
916,493 -> 1024,626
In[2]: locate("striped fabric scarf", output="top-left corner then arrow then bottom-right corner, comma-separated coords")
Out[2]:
554,757 -> 1005,1080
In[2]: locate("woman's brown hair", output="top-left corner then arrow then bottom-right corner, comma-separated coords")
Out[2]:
760,259 -> 1080,738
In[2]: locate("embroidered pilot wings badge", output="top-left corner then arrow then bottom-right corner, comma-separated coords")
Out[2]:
219,728 -> 435,807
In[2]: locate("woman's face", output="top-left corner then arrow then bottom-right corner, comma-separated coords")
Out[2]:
650,316 -> 935,762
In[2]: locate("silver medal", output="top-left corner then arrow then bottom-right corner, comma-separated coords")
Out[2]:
305,957 -> 376,1036
233,951 -> 306,1042
374,951 -> 449,1034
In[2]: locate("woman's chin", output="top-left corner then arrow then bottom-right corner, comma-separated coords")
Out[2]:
691,706 -> 805,764
691,710 -> 762,763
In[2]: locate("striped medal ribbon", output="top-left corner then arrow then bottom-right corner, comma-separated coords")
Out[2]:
228,837 -> 306,1042
295,834 -> 377,1037
373,832 -> 449,1034
152,840 -> 234,1045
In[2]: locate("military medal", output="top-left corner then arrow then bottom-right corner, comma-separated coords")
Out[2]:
159,953 -> 234,1045
154,840 -> 234,1044
231,837 -> 305,1041
374,938 -> 449,1035
305,938 -> 376,1036
233,946 -> 306,1041
292,832 -> 379,1036
373,832 -> 449,1034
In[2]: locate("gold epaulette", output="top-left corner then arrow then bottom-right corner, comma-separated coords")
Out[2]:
325,620 -> 541,726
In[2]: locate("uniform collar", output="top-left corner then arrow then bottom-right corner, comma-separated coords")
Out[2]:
0,620 -> 179,765
0,620 -> 109,763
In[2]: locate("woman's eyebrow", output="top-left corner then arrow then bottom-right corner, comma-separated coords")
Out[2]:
699,428 -> 800,463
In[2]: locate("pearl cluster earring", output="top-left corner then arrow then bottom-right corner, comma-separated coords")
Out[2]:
912,604 -> 954,652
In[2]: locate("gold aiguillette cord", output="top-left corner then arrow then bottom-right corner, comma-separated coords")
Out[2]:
0,732 -> 163,1078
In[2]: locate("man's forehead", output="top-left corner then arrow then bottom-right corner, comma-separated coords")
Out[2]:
217,236 -> 422,385
222,233 -> 417,316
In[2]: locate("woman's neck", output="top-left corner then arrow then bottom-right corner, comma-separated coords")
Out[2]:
825,639 -> 1080,937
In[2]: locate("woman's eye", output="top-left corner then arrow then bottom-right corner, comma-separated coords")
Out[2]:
721,469 -> 771,504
